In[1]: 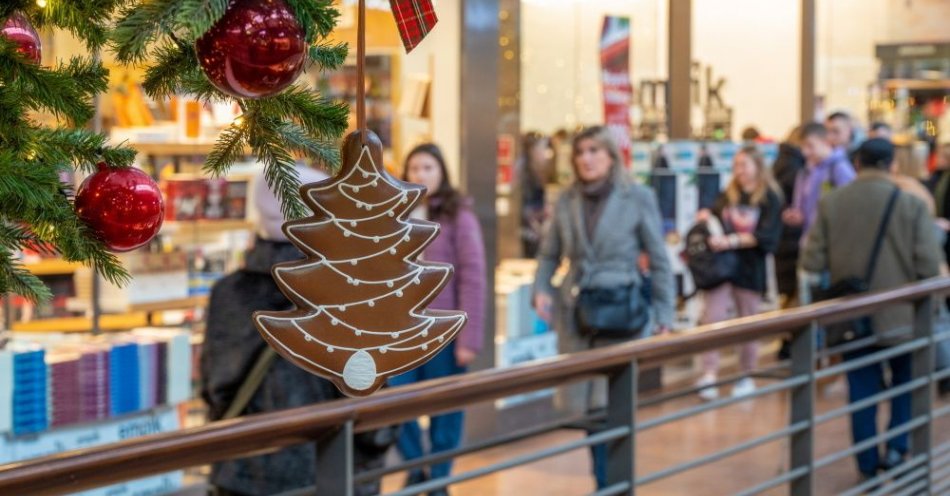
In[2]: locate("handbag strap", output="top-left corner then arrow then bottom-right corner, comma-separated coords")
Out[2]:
865,187 -> 901,284
222,346 -> 277,420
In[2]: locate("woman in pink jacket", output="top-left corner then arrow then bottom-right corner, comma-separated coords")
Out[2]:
390,143 -> 487,494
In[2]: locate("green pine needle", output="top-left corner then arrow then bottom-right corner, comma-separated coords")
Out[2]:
285,0 -> 340,44
276,121 -> 340,172
111,0 -> 182,63
250,119 -> 309,220
142,43 -> 195,98
174,0 -> 229,41
257,85 -> 349,140
310,43 -> 349,71
204,119 -> 250,178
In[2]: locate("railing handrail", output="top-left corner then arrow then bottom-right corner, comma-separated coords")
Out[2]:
1,276 -> 948,495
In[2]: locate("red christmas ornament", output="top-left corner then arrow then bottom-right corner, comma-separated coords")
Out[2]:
75,163 -> 164,252
195,0 -> 307,99
2,11 -> 41,64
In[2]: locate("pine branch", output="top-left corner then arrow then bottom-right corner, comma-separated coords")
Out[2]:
61,56 -> 110,98
0,153 -> 66,215
179,70 -> 229,103
0,43 -> 99,125
276,121 -> 340,171
174,0 -> 229,42
204,119 -> 250,177
34,128 -> 137,172
256,85 -> 349,139
285,0 -> 339,44
310,42 -> 349,71
29,0 -> 124,50
141,42 -> 194,98
111,0 -> 182,63
0,257 -> 52,304
250,119 -> 308,220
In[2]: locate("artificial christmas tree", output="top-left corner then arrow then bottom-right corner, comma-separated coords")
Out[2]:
254,131 -> 466,397
0,2 -> 136,302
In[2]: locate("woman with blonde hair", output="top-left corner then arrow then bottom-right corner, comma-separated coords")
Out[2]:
696,146 -> 784,400
533,126 -> 674,489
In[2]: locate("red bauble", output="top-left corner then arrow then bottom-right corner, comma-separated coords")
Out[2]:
75,163 -> 165,252
195,0 -> 307,99
2,11 -> 41,64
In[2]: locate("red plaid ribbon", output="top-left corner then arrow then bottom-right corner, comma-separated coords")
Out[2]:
390,0 -> 438,53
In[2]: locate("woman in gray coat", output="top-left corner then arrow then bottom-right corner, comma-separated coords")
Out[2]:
533,126 -> 675,489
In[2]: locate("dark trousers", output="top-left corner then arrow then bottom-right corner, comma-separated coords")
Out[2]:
590,442 -> 608,489
389,342 -> 466,480
843,347 -> 912,476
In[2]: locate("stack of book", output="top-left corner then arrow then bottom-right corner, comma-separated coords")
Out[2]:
10,347 -> 48,435
0,329 -> 192,437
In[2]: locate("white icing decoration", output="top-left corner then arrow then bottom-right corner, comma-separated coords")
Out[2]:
368,301 -> 375,307
391,332 -> 399,338
327,346 -> 334,353
387,281 -> 394,288
342,350 -> 376,390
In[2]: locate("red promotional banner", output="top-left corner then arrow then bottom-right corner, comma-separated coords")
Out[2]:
600,16 -> 633,167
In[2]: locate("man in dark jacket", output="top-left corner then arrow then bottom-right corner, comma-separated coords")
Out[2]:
201,165 -> 391,496
801,139 -> 943,480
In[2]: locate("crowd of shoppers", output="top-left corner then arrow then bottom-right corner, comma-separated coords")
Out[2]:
200,111 -> 948,493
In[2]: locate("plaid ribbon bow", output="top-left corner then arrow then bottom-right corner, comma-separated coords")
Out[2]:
389,0 -> 438,53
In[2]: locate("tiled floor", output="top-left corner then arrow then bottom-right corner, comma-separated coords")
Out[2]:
380,376 -> 950,496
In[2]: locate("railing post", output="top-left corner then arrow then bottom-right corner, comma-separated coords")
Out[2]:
789,322 -> 817,496
911,295 -> 934,492
315,419 -> 355,496
606,360 -> 638,494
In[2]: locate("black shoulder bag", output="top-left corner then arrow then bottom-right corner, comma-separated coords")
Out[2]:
813,187 -> 900,348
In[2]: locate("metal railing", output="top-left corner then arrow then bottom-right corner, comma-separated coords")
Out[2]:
1,277 -> 949,495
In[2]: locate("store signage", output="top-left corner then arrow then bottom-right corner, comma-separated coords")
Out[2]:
600,16 -> 633,166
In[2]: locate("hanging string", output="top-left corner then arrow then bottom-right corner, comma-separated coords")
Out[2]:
357,0 -> 367,144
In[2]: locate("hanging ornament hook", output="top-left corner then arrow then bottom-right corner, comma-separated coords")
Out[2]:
356,0 -> 367,145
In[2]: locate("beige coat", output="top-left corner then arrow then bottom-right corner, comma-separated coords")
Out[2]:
801,170 -> 944,344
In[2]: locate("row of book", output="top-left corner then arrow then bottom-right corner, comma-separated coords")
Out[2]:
0,329 -> 192,436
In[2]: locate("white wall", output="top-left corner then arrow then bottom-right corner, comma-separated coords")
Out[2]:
692,0 -> 801,139
520,0 -> 666,135
400,0 -> 461,181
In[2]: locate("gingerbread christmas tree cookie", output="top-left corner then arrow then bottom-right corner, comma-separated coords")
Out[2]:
254,131 -> 467,397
